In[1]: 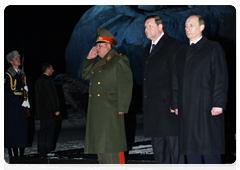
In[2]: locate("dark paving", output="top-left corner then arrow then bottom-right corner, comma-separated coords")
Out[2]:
8,119 -> 236,164
9,138 -> 235,164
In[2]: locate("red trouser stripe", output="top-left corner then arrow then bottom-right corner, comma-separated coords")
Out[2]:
119,152 -> 125,164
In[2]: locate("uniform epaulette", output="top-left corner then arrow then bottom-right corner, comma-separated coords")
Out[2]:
105,52 -> 124,61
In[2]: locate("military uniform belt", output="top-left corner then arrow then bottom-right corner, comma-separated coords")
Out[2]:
14,92 -> 23,95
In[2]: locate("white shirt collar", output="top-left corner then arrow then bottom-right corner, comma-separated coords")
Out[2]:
44,73 -> 49,76
152,32 -> 165,45
14,68 -> 19,73
190,36 -> 203,45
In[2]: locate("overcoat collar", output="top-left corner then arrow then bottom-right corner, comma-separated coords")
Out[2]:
187,36 -> 208,50
7,67 -> 22,77
42,73 -> 52,78
148,33 -> 169,58
104,48 -> 117,61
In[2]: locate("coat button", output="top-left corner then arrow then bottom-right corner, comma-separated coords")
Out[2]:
92,71 -> 94,74
97,94 -> 100,97
89,95 -> 92,97
98,82 -> 100,84
99,70 -> 101,73
90,83 -> 92,85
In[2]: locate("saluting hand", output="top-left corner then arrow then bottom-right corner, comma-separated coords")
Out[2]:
87,46 -> 98,59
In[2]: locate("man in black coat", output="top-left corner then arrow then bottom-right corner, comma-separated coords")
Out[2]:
171,15 -> 228,164
142,15 -> 184,164
4,50 -> 30,158
35,63 -> 60,157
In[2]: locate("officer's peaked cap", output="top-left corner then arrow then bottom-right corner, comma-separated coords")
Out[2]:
95,28 -> 118,46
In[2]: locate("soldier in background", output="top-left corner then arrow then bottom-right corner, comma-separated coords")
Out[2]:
82,28 -> 133,164
4,50 -> 30,158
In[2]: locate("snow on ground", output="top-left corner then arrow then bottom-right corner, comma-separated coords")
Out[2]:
4,114 -> 152,163
4,136 -> 151,163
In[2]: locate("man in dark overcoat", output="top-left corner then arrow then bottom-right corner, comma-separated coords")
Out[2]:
35,63 -> 61,157
4,50 -> 30,158
171,15 -> 228,164
142,15 -> 184,164
82,28 -> 133,164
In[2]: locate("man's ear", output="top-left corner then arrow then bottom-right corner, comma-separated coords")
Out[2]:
9,60 -> 13,65
200,24 -> 205,32
107,43 -> 112,49
158,24 -> 163,31
46,68 -> 50,73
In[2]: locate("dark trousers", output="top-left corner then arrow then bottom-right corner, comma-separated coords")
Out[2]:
97,152 -> 125,164
186,155 -> 221,164
152,136 -> 185,164
38,119 -> 56,157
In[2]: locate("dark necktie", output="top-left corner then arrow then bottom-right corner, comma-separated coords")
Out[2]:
150,44 -> 155,52
190,43 -> 194,46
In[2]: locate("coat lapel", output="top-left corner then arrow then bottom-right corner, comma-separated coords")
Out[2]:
148,33 -> 168,58
188,36 -> 208,50
90,57 -> 107,72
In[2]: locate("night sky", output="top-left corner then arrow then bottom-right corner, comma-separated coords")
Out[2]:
4,5 -> 94,86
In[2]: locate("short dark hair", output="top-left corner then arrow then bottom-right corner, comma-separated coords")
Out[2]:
42,63 -> 52,73
189,15 -> 205,25
145,15 -> 164,30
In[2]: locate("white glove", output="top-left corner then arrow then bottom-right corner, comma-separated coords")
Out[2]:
22,100 -> 30,108
24,86 -> 29,92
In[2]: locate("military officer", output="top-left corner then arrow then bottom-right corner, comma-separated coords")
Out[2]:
82,28 -> 133,164
4,50 -> 30,158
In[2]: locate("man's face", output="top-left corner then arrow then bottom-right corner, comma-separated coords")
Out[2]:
47,65 -> 54,76
185,16 -> 205,42
145,18 -> 163,42
10,56 -> 21,67
96,43 -> 111,58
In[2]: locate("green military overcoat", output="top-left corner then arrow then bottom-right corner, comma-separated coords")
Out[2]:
82,48 -> 133,154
